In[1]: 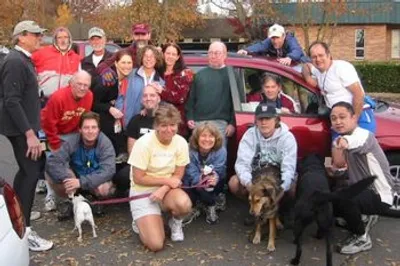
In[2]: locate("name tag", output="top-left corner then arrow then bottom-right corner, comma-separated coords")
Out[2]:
139,128 -> 152,135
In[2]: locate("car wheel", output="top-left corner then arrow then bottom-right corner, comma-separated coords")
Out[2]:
386,152 -> 400,180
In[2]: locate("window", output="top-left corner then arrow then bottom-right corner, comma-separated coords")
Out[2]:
355,29 -> 365,59
391,29 -> 400,59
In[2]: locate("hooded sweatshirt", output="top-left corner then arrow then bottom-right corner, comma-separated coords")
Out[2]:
32,27 -> 80,98
235,122 -> 297,191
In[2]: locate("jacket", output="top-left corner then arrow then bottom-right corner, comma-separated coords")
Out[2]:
183,147 -> 227,186
246,92 -> 298,113
235,122 -> 297,191
245,34 -> 310,63
96,43 -> 139,74
0,48 -> 41,136
81,50 -> 113,80
45,132 -> 116,190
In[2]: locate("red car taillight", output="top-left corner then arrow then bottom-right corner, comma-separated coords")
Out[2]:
0,179 -> 26,239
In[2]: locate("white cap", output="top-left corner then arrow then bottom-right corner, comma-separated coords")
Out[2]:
13,20 -> 46,36
268,24 -> 285,38
88,27 -> 105,39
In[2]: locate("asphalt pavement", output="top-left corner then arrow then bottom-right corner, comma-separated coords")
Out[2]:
1,135 -> 400,266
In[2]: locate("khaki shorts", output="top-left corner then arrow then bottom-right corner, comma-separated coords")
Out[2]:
129,189 -> 161,221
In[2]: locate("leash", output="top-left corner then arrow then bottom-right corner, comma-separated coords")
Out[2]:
90,177 -> 214,206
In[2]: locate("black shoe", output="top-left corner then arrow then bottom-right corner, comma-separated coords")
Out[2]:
57,200 -> 73,221
244,215 -> 255,226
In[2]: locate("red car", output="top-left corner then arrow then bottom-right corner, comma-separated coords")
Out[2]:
184,53 -> 400,175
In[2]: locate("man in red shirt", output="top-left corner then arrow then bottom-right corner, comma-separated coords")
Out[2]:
41,70 -> 93,151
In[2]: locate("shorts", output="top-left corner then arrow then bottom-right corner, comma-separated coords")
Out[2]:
331,108 -> 376,141
129,188 -> 161,221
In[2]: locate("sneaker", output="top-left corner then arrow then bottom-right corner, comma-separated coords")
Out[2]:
168,217 -> 184,242
132,221 -> 139,234
35,180 -> 47,194
335,217 -> 347,228
56,199 -> 73,221
205,205 -> 219,224
27,229 -> 54,252
215,193 -> 226,212
44,195 -> 56,212
182,207 -> 201,227
338,233 -> 372,254
30,211 -> 41,221
115,153 -> 128,164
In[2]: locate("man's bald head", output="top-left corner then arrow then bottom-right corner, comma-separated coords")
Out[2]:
208,41 -> 227,69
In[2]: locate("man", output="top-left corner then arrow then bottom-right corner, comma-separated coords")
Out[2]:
185,41 -> 236,145
81,27 -> 113,80
329,101 -> 394,255
45,111 -> 116,219
126,84 -> 160,154
229,102 -> 297,198
302,41 -> 376,173
237,24 -> 310,68
97,23 -> 151,86
41,71 -> 93,151
0,20 -> 53,251
32,27 -> 80,99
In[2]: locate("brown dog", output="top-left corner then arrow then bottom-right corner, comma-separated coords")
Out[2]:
248,165 -> 283,252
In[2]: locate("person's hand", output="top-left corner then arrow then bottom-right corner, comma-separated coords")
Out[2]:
207,174 -> 218,187
140,109 -> 147,116
95,182 -> 114,197
225,124 -> 235,137
25,130 -> 42,161
187,120 -> 196,129
109,107 -> 124,119
150,82 -> 163,94
237,49 -> 248,55
100,67 -> 117,87
335,137 -> 349,150
63,178 -> 81,194
277,57 -> 292,66
166,178 -> 182,189
280,107 -> 291,114
150,186 -> 168,202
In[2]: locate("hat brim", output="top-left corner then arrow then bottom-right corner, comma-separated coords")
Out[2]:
133,29 -> 149,34
268,32 -> 284,38
256,114 -> 277,119
89,34 -> 104,38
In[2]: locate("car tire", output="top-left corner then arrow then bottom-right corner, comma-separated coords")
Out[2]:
386,152 -> 400,180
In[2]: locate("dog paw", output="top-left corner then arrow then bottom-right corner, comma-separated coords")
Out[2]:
267,243 -> 276,252
77,237 -> 83,242
252,235 -> 261,244
290,258 -> 300,265
93,234 -> 98,238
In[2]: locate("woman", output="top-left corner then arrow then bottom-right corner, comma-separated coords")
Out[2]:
183,122 -> 227,225
161,43 -> 194,138
123,45 -> 164,127
128,104 -> 191,252
92,50 -> 133,158
246,73 -> 298,114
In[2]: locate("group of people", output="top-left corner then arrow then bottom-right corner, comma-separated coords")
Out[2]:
0,19 -> 396,258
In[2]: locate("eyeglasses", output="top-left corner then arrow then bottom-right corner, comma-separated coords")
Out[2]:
75,82 -> 90,88
207,51 -> 224,57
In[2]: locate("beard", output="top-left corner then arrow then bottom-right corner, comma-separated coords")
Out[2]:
136,40 -> 148,49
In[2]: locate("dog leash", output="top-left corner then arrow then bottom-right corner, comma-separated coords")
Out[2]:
90,177 -> 213,205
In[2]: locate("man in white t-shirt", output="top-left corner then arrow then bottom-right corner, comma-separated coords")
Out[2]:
81,27 -> 113,81
302,41 -> 376,173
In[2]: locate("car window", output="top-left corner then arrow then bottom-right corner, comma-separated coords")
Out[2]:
84,44 -> 120,57
234,67 -> 319,115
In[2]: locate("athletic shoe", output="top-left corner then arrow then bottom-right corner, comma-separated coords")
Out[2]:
205,205 -> 219,224
169,217 -> 184,242
132,221 -> 139,234
30,211 -> 41,221
182,207 -> 201,227
35,180 -> 47,194
44,195 -> 56,212
27,228 -> 54,252
215,193 -> 227,212
338,233 -> 372,254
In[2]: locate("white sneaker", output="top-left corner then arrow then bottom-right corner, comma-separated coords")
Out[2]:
30,211 -> 41,221
169,217 -> 184,242
132,221 -> 139,234
27,229 -> 54,252
339,233 -> 372,254
35,180 -> 47,194
44,195 -> 56,212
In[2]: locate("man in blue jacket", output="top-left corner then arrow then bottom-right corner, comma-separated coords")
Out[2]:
237,23 -> 309,68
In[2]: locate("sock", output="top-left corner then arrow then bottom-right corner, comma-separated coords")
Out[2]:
45,181 -> 55,200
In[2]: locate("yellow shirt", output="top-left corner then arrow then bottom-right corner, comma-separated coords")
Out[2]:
128,131 -> 189,192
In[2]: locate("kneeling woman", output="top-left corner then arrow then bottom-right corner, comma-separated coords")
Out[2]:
128,104 -> 191,251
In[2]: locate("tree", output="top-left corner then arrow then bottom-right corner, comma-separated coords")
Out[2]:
0,0 -> 25,45
55,4 -> 74,27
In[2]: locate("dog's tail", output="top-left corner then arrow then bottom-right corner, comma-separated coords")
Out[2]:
313,176 -> 376,204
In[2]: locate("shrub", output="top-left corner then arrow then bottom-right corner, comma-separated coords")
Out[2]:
353,62 -> 400,93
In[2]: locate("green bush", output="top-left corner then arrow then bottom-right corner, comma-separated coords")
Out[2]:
353,62 -> 400,93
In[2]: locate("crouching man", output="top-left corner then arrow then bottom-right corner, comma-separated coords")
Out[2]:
45,111 -> 116,220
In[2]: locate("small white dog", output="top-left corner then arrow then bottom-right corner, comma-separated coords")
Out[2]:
71,194 -> 97,242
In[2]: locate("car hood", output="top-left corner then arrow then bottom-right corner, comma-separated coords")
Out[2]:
375,103 -> 400,139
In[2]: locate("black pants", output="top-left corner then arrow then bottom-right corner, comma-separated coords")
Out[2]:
100,116 -> 126,155
112,164 -> 131,192
8,135 -> 45,227
185,178 -> 225,207
333,189 -> 390,235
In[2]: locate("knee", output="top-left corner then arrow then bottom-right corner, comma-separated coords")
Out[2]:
228,175 -> 240,195
143,238 -> 164,252
175,195 -> 192,216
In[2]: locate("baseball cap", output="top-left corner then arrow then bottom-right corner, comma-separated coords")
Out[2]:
88,27 -> 105,39
255,102 -> 278,119
13,20 -> 46,36
268,24 -> 285,38
132,23 -> 150,34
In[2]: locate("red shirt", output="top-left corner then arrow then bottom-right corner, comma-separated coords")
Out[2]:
41,86 -> 93,150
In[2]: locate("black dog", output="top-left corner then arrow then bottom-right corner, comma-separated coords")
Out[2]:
290,154 -> 375,266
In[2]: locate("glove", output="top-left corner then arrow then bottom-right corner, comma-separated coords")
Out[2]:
100,67 -> 117,87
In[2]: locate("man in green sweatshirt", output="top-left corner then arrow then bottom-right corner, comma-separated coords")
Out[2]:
185,41 -> 235,146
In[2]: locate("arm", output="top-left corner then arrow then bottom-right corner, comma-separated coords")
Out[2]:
211,148 -> 227,180
234,129 -> 256,187
185,74 -> 197,121
40,99 -> 62,150
279,134 -> 298,192
337,127 -> 371,153
183,151 -> 202,186
245,38 -> 271,54
160,69 -> 193,105
79,135 -> 116,190
91,77 -> 113,113
347,82 -> 364,120
127,137 -> 136,155
285,36 -> 304,62
302,63 -> 318,87
45,141 -> 74,183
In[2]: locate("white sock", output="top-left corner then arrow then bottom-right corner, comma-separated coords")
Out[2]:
45,181 -> 55,199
